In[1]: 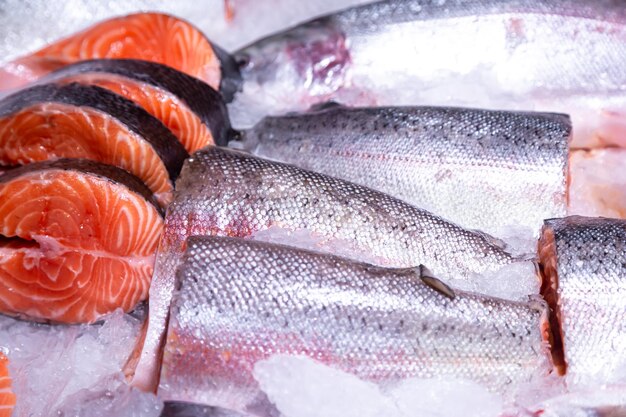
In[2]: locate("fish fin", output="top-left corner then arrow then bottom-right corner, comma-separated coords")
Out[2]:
418,265 -> 455,300
308,101 -> 344,112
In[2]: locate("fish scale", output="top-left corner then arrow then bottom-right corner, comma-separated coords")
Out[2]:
241,105 -> 570,236
159,236 -> 552,414
131,146 -> 534,391
170,146 -> 517,280
539,216 -> 626,388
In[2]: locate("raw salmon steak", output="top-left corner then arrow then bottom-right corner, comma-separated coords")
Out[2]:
0,13 -> 241,96
0,82 -> 188,206
0,159 -> 164,323
43,59 -> 233,152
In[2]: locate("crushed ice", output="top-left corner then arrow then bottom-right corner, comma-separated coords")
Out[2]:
254,355 -> 504,417
0,309 -> 153,416
252,226 -> 540,302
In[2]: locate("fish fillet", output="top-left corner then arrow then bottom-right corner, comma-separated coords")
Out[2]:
0,353 -> 14,417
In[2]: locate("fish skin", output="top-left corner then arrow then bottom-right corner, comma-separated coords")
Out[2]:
0,82 -> 188,206
241,105 -> 570,237
234,0 -> 626,147
538,216 -> 626,388
43,59 -> 234,148
159,236 -> 551,414
161,146 -> 518,280
131,146 -> 530,391
161,401 -> 252,417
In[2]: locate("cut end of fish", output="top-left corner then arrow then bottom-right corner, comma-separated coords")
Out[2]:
538,223 -> 567,376
0,159 -> 164,323
4,13 -> 224,92
537,216 -> 626,387
0,82 -> 188,207
0,352 -> 15,417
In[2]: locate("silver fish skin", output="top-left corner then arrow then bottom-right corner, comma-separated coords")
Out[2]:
233,0 -> 626,148
162,146 -> 518,281
159,236 -> 552,413
538,216 -> 626,389
131,145 -> 527,392
242,105 -> 570,237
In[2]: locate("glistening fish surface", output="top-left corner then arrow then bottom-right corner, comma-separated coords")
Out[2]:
241,105 -> 570,237
159,236 -> 552,414
131,146 -> 533,391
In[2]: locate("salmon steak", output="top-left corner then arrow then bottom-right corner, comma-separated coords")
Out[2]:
0,353 -> 14,417
0,159 -> 164,324
43,59 -> 233,151
0,82 -> 188,206
0,13 -> 240,96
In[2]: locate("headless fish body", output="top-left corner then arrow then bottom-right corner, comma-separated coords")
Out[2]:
131,146 -> 532,391
159,236 -> 552,414
240,105 -> 570,237
539,216 -> 626,388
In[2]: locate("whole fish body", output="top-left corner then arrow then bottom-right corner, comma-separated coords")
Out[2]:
538,216 -> 626,388
241,105 -> 570,237
130,146 -> 530,391
159,236 -> 552,414
234,0 -> 626,149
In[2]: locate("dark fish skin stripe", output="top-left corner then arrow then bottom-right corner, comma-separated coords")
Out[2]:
0,82 -> 188,182
209,43 -> 243,104
161,401 -> 250,417
0,158 -> 163,216
44,59 -> 234,146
